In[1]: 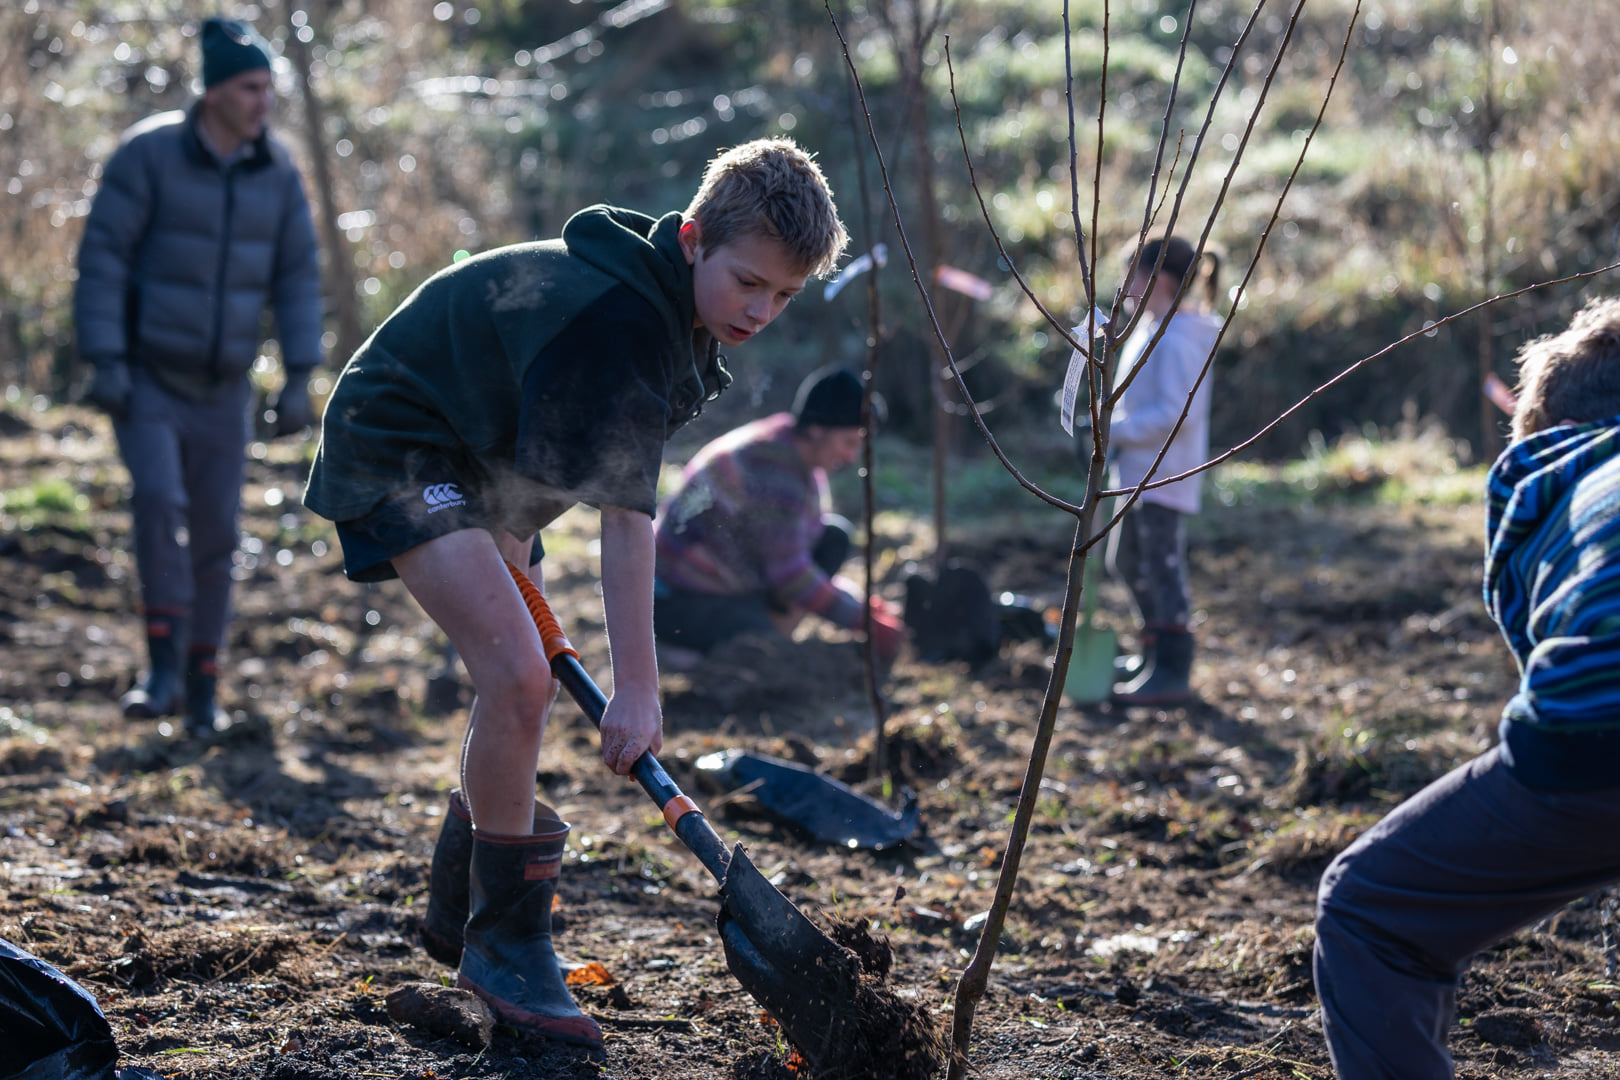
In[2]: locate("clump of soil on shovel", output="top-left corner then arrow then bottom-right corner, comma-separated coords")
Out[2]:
804,916 -> 946,1080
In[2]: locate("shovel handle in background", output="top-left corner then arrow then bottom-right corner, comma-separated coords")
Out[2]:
502,562 -> 732,883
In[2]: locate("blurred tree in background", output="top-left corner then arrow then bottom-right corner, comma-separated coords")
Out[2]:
4,0 -> 1619,461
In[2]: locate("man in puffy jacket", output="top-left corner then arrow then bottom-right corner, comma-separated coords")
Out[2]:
1313,295 -> 1620,1079
73,16 -> 323,736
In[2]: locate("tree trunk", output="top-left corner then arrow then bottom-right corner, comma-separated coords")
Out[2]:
284,2 -> 365,367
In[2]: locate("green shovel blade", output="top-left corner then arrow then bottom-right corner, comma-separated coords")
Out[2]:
1065,624 -> 1118,705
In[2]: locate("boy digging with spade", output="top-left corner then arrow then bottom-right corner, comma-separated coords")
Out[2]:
302,138 -> 846,1047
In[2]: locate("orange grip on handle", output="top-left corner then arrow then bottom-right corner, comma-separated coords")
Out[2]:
661,795 -> 699,832
504,561 -> 579,662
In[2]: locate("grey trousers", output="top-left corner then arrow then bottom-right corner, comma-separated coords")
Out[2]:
1313,743 -> 1620,1080
113,372 -> 254,651
1106,501 -> 1190,628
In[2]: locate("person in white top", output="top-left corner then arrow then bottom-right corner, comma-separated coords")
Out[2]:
1102,235 -> 1223,705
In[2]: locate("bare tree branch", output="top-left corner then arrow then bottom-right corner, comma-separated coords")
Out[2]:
827,13 -> 1087,517
1100,0 -> 1348,536
1102,259 -> 1620,501
837,0 -> 895,780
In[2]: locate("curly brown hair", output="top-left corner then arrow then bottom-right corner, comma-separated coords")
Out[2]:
1511,295 -> 1620,442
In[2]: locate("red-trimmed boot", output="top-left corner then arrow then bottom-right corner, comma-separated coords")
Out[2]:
420,789 -> 548,967
458,820 -> 602,1048
1111,627 -> 1196,707
184,650 -> 230,737
120,613 -> 185,718
1112,629 -> 1155,681
420,789 -> 475,967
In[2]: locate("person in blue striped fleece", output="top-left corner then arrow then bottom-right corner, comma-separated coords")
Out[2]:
1312,294 -> 1620,1079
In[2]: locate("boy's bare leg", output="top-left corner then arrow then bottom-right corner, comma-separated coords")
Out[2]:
392,527 -> 556,837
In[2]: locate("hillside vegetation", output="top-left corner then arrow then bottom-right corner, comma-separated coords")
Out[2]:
4,0 -> 1619,458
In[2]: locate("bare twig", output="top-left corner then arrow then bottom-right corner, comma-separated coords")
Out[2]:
1100,0 -> 1342,537
1100,259 -> 1620,502
837,4 -> 894,779
827,10 -> 1083,517
1061,1 -> 1096,306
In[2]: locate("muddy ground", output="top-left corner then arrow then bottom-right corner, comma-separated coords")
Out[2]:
4,399 -> 1619,1079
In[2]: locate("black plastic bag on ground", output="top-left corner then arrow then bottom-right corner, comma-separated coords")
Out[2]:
903,560 -> 1002,667
1,936 -> 118,1080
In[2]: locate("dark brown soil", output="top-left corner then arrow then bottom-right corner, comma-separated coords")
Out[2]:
4,402 -> 1620,1079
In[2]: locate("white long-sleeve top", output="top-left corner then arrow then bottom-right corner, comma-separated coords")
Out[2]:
1109,309 -> 1221,515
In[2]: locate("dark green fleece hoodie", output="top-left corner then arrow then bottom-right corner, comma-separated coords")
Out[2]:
304,206 -> 728,528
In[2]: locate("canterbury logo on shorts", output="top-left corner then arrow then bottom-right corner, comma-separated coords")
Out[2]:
422,483 -> 466,513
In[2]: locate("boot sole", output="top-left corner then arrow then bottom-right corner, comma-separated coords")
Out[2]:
1111,691 -> 1196,707
457,974 -> 604,1048
121,696 -> 181,719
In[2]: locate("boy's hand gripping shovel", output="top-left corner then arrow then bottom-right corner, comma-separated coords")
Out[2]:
504,564 -> 863,1068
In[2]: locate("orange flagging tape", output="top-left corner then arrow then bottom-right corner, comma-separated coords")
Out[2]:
504,561 -> 579,662
662,795 -> 699,832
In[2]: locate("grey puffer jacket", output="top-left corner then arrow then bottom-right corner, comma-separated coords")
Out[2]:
74,102 -> 323,400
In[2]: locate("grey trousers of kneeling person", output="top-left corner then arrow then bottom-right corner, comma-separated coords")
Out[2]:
113,371 -> 255,652
1313,743 -> 1620,1080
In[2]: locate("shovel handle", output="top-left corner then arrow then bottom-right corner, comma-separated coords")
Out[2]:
504,562 -> 732,883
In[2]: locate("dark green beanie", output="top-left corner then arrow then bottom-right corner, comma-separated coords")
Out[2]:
200,17 -> 270,88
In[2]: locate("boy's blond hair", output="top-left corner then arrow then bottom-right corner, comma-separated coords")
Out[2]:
1512,295 -> 1620,442
685,138 -> 847,279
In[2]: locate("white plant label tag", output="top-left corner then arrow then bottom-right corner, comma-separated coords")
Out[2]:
1060,307 -> 1111,435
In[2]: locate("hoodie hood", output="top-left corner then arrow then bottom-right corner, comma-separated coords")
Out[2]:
1484,415 -> 1620,790
1484,417 -> 1620,659
561,205 -> 730,427
562,206 -> 692,339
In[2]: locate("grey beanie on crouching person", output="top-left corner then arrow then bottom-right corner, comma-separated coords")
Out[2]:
201,17 -> 271,88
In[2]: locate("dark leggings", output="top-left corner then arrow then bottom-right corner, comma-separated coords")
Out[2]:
1106,501 -> 1190,629
653,516 -> 852,653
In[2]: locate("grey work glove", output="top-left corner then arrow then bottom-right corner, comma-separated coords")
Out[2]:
268,377 -> 313,436
86,358 -> 133,419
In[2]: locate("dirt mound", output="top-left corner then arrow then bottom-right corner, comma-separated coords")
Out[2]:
661,631 -> 873,738
809,916 -> 945,1080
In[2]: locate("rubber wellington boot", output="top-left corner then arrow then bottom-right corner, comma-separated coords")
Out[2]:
120,614 -> 186,718
420,789 -> 550,967
459,823 -> 602,1048
1112,630 -> 1155,681
183,656 -> 229,737
1112,628 -> 1195,707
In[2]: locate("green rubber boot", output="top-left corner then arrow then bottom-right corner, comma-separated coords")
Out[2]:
420,789 -> 549,967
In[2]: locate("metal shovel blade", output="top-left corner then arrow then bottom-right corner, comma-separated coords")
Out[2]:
497,564 -> 872,1069
716,843 -> 864,1063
